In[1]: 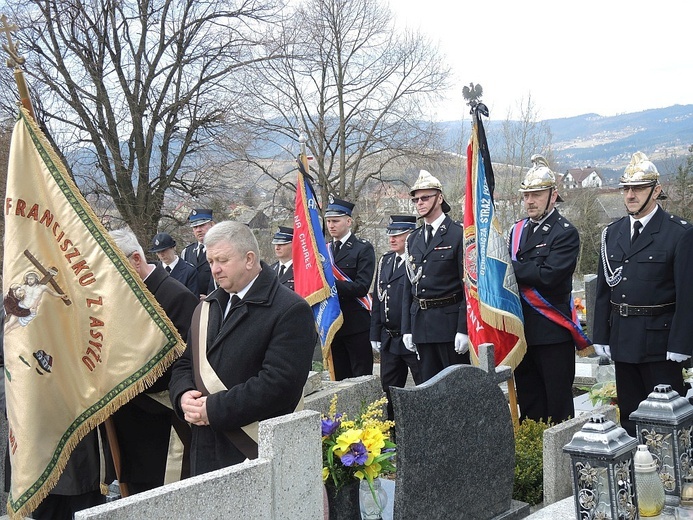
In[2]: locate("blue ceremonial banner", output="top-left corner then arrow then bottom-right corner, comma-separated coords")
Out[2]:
463,105 -> 526,370
292,154 -> 343,372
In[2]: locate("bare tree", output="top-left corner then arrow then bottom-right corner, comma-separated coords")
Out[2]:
560,187 -> 603,276
0,118 -> 13,262
0,0 -> 281,244
493,95 -> 554,228
663,144 -> 693,221
240,0 -> 452,209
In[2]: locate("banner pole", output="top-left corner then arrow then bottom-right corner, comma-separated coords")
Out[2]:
0,15 -> 36,121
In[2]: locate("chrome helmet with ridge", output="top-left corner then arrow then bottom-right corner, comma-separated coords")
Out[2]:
519,154 -> 562,219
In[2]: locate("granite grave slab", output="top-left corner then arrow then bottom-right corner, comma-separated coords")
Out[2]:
391,364 -> 529,519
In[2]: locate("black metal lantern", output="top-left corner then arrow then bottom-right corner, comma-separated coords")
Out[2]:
564,414 -> 639,520
630,384 -> 693,505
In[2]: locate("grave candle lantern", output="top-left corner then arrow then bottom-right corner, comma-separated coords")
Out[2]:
563,414 -> 639,519
630,384 -> 693,507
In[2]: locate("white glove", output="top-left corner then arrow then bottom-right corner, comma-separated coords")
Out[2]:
667,352 -> 691,363
593,344 -> 611,359
454,333 -> 469,355
403,334 -> 417,354
370,341 -> 381,353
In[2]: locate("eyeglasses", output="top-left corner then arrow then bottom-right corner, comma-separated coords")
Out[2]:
411,194 -> 437,204
620,185 -> 653,194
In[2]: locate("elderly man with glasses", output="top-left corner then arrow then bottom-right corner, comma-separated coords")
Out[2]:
593,152 -> 693,436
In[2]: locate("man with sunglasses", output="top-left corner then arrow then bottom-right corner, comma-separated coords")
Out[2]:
593,152 -> 693,436
402,170 -> 468,381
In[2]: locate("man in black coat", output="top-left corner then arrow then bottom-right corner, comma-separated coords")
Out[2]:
270,226 -> 295,291
169,221 -> 315,475
150,232 -> 199,296
325,197 -> 376,380
509,155 -> 581,424
180,209 -> 215,298
110,228 -> 199,493
402,170 -> 468,382
371,215 -> 422,421
593,152 -> 693,436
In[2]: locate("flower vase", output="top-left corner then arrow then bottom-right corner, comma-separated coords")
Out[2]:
359,478 -> 388,519
326,480 -> 361,520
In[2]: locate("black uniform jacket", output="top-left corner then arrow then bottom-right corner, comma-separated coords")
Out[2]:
169,262 -> 316,475
271,261 -> 295,291
593,207 -> 693,363
332,234 -> 375,336
402,216 -> 467,343
168,258 -> 199,296
509,210 -> 580,346
181,242 -> 214,294
370,252 -> 409,356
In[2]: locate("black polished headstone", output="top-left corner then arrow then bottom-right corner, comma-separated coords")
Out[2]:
391,364 -> 527,519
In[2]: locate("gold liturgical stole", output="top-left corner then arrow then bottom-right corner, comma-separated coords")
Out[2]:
3,108 -> 186,519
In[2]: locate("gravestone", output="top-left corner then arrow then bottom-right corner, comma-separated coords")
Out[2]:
391,364 -> 529,519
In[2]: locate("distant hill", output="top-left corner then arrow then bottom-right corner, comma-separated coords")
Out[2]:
439,104 -> 693,182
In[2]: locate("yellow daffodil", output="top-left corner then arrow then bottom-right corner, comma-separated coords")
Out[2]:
322,394 -> 396,491
362,427 -> 385,454
333,428 -> 363,456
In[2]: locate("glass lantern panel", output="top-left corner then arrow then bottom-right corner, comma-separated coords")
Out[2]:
641,426 -> 676,491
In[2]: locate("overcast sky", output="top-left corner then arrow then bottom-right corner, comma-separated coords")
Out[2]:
389,0 -> 693,121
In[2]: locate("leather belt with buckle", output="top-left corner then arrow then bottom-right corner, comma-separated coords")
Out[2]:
610,302 -> 675,317
414,293 -> 462,310
385,328 -> 401,338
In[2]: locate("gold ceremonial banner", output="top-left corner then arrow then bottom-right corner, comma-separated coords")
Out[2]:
2,109 -> 186,518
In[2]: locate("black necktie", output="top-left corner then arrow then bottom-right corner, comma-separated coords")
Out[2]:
278,264 -> 286,278
165,265 -> 172,273
393,256 -> 402,273
224,294 -> 241,320
632,220 -> 643,245
333,240 -> 342,256
425,225 -> 433,245
196,245 -> 204,263
522,222 -> 538,247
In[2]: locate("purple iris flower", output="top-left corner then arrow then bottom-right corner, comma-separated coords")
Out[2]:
340,442 -> 368,467
321,414 -> 342,436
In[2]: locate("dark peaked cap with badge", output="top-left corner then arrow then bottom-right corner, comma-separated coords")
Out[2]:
271,226 -> 294,245
188,208 -> 213,227
386,215 -> 416,235
324,197 -> 355,217
149,232 -> 176,253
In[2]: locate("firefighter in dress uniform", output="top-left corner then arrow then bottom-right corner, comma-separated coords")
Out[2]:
593,152 -> 693,436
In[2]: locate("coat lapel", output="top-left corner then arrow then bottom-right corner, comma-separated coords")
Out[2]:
626,210 -> 663,258
411,227 -> 427,256
333,236 -> 353,262
518,212 -> 558,254
382,255 -> 405,282
427,222 -> 445,253
211,304 -> 248,351
206,263 -> 275,354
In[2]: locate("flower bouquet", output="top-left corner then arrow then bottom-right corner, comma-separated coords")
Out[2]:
321,395 -> 396,516
587,381 -> 618,406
